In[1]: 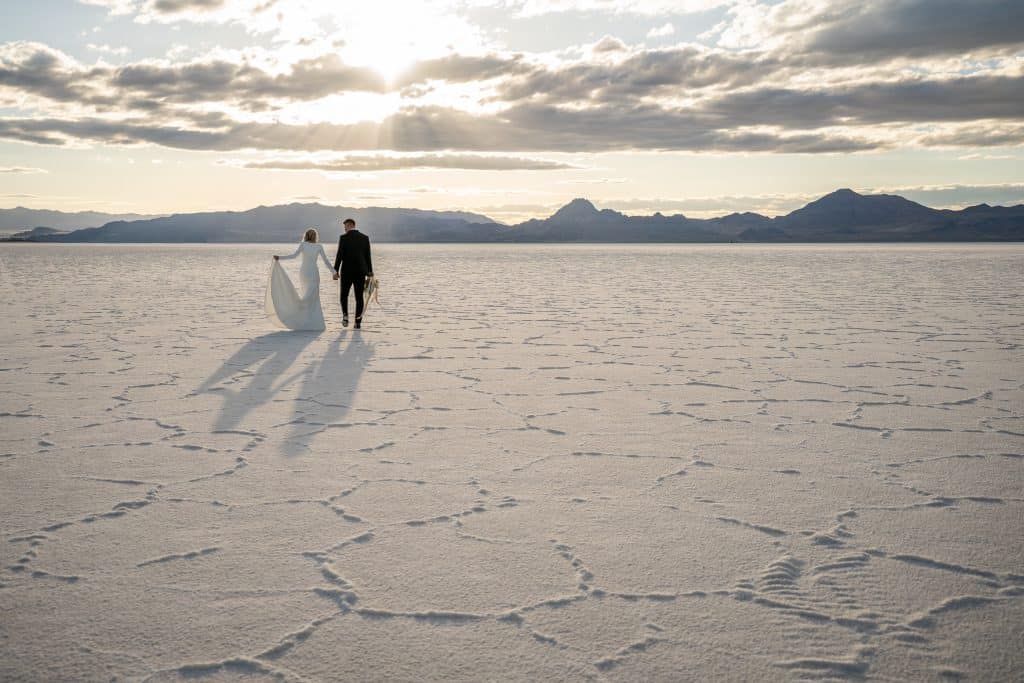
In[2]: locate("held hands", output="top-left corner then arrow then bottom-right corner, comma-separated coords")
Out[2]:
333,271 -> 340,280
273,255 -> 279,260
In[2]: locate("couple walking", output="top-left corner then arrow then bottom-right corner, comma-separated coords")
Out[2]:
266,217 -> 374,331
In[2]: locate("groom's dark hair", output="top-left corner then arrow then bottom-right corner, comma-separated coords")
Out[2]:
343,218 -> 356,226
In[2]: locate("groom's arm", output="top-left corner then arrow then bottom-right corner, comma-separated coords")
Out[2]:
333,236 -> 343,273
364,237 -> 373,276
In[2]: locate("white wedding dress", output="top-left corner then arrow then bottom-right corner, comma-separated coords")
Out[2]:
265,241 -> 335,331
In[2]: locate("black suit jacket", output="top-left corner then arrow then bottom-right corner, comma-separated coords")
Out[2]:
333,229 -> 373,277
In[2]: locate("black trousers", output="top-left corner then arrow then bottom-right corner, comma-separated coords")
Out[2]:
340,273 -> 365,319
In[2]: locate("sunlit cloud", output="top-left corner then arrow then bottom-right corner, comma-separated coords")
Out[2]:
557,177 -> 628,184
77,0 -> 138,14
236,153 -> 579,172
123,0 -> 493,82
646,22 -> 675,39
0,166 -> 48,174
86,43 -> 131,56
513,0 -> 732,17
958,152 -> 1018,160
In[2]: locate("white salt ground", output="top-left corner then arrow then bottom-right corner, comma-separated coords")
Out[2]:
0,243 -> 1021,681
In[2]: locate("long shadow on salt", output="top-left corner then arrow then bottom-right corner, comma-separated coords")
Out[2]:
195,330 -> 319,434
280,332 -> 375,456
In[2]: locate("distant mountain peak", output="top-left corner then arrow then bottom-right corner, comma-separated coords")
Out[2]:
814,188 -> 863,204
552,198 -> 598,218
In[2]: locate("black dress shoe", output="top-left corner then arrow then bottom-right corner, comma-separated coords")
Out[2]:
342,316 -> 349,327
354,317 -> 362,329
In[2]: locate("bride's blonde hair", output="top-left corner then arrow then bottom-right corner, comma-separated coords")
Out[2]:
303,228 -> 318,243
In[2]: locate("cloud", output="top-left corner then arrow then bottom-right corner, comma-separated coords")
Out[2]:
957,153 -> 1018,160
7,0 -> 1024,161
513,0 -> 731,17
3,40 -> 1021,155
86,43 -> 130,56
715,0 -> 1024,62
916,124 -> 1024,148
862,183 -> 1024,209
84,0 -> 732,24
133,0 -> 257,24
700,74 -> 1024,129
0,166 -> 48,174
112,52 -> 388,106
646,23 -> 675,39
395,53 -> 530,87
4,36 -> 1021,128
493,102 -> 879,152
0,43 -> 526,114
0,42 -> 388,113
804,0 -> 1024,62
77,0 -> 138,14
119,0 -> 491,63
0,42 -> 105,105
495,46 -> 781,102
489,41 -> 1024,123
75,0 -> 1024,74
148,0 -> 225,13
0,103 -> 881,154
557,177 -> 627,184
592,36 -> 627,53
240,153 -> 578,171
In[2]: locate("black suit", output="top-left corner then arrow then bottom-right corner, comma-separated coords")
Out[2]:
333,229 -> 373,319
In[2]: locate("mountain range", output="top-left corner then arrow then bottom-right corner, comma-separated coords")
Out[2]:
3,189 -> 1022,243
0,208 -> 162,235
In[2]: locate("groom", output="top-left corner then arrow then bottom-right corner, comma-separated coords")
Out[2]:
332,217 -> 373,329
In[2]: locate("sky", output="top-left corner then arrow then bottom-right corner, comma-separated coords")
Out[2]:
0,0 -> 1022,222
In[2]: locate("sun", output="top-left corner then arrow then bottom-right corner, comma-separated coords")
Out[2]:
352,36 -> 423,84
323,3 -> 484,84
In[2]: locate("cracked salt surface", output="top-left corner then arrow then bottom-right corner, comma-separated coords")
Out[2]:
1,243 -> 1022,681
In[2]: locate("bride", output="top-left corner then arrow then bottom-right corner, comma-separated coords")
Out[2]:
266,228 -> 336,331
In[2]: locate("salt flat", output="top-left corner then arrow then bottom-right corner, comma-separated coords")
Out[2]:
1,243 -> 1022,682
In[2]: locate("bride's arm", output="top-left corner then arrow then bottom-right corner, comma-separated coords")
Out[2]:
317,244 -> 334,271
275,244 -> 302,261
